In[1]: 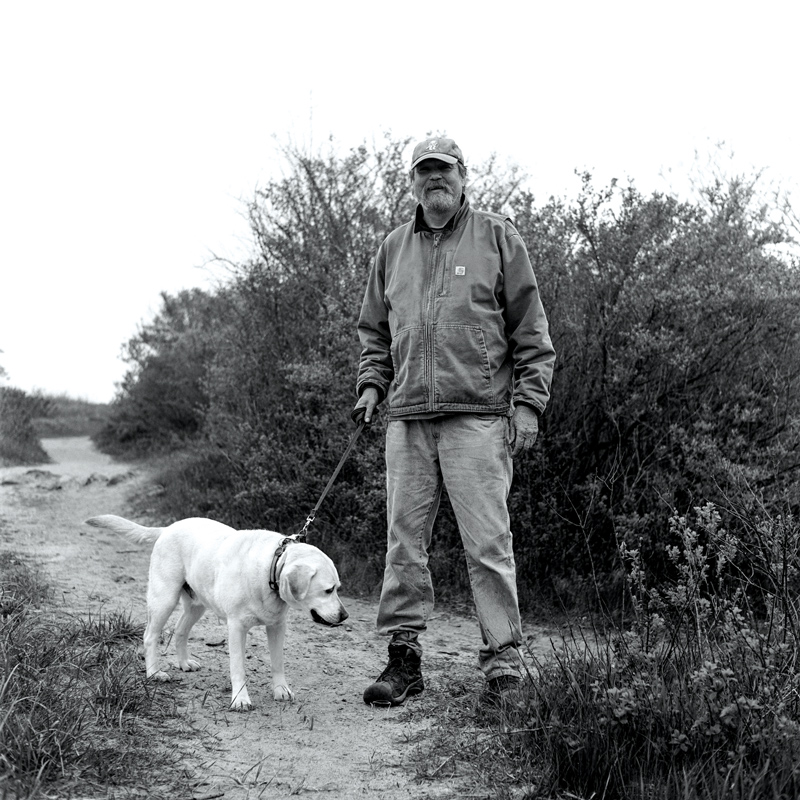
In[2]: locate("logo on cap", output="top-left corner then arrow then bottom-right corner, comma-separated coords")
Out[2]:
410,136 -> 463,170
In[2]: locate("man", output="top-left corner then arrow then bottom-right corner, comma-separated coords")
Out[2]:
353,136 -> 555,707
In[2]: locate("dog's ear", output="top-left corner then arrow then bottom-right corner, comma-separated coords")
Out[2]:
280,563 -> 316,602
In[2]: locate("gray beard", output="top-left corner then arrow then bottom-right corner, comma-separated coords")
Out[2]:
421,186 -> 458,215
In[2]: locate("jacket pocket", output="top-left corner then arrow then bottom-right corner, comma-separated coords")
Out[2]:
432,324 -> 493,406
390,325 -> 428,408
437,251 -> 454,297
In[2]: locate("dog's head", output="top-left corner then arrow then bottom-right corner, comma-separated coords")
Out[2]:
278,543 -> 348,626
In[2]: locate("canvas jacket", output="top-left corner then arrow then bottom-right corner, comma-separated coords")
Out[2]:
356,198 -> 555,419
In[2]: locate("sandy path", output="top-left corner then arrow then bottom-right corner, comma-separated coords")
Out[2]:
0,437 -> 555,799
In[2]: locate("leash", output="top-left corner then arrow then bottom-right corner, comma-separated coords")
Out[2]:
297,416 -> 367,540
268,414 -> 369,592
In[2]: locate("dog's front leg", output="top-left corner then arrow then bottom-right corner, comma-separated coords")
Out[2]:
227,621 -> 253,711
265,620 -> 293,701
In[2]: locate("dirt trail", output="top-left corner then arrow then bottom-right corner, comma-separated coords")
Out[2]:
0,437 -> 555,799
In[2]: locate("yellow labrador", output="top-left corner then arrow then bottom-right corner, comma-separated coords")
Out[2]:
84,514 -> 348,710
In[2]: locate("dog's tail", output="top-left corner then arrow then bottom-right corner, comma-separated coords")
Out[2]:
85,514 -> 163,545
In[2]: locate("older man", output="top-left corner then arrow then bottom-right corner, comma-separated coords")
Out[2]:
354,136 -> 555,707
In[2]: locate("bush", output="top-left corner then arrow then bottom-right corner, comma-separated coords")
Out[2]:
510,174 -> 800,609
92,138 -> 800,611
501,505 -> 800,799
0,387 -> 50,466
95,288 -> 218,455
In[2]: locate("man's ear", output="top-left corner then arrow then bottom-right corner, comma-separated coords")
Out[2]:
280,563 -> 315,602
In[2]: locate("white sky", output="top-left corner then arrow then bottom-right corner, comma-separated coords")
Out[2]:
1,0 -> 798,403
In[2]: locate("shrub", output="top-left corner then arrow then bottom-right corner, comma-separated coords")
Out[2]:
510,174 -> 800,609
95,288 -> 218,456
499,505 -> 800,799
0,387 -> 50,466
91,138 -> 800,611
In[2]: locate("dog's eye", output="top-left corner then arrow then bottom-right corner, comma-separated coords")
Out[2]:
325,587 -> 335,595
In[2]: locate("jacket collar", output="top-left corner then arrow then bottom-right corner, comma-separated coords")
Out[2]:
413,194 -> 469,234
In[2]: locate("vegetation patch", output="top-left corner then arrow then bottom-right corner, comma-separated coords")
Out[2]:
0,387 -> 110,467
31,394 -> 112,439
0,388 -> 50,467
415,505 -> 800,799
92,139 -> 800,613
0,552 -> 191,799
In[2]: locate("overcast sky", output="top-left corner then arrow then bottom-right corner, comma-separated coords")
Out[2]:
1,1 -> 797,403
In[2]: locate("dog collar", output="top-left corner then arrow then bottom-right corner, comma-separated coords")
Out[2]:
268,536 -> 296,593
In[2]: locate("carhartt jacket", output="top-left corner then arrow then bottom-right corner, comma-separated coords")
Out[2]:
357,198 -> 555,418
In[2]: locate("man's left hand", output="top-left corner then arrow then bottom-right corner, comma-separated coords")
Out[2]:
511,405 -> 539,457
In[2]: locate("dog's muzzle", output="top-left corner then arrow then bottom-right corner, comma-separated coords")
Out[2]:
311,608 -> 346,627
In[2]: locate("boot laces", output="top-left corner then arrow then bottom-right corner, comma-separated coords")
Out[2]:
378,651 -> 418,687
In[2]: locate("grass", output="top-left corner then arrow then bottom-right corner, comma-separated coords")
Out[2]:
410,504 -> 800,799
0,552 -> 192,799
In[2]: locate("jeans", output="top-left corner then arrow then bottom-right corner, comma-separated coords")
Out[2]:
377,414 -> 523,679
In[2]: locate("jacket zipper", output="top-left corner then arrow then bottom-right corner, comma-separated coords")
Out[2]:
425,233 -> 443,406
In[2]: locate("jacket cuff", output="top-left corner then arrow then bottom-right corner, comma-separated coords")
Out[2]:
514,400 -> 542,418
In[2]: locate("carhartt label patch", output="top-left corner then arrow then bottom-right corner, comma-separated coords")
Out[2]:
455,266 -> 466,276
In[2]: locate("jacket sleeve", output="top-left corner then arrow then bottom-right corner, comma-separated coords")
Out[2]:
502,221 -> 556,414
356,244 -> 394,400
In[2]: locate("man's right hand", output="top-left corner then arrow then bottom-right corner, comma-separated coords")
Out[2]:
352,386 -> 380,426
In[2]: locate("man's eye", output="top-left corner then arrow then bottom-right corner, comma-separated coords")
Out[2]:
419,162 -> 453,174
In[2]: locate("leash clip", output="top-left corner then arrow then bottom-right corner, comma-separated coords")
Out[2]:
297,512 -> 315,541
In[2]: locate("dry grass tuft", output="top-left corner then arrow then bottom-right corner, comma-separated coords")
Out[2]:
0,553 -> 192,799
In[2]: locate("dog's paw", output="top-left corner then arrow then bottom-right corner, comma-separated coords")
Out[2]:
230,697 -> 253,712
178,659 -> 201,672
229,684 -> 253,711
273,684 -> 294,702
148,669 -> 171,682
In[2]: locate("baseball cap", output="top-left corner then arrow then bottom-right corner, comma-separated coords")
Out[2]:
410,137 -> 464,170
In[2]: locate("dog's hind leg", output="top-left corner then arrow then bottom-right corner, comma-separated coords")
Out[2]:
227,621 -> 253,711
174,594 -> 206,672
266,618 -> 293,701
143,591 -> 181,681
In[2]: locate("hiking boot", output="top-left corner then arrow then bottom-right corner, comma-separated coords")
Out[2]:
480,674 -> 523,709
363,643 -> 424,706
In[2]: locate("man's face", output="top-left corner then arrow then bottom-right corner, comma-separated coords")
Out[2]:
411,158 -> 463,216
